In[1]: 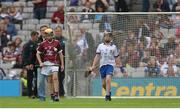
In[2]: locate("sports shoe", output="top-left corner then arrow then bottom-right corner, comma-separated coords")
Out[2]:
105,95 -> 111,101
109,95 -> 111,101
39,97 -> 46,101
51,95 -> 55,101
54,95 -> 59,102
31,95 -> 36,99
109,92 -> 111,101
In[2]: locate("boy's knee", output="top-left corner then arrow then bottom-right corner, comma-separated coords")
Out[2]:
106,79 -> 111,83
52,72 -> 58,81
48,79 -> 53,84
53,77 -> 58,81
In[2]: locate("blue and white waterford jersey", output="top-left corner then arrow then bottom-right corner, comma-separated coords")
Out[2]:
96,43 -> 119,67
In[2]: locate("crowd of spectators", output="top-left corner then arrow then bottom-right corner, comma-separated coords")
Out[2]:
69,13 -> 180,78
0,2 -> 22,70
67,0 -> 180,24
0,0 -> 65,68
0,0 -> 179,76
0,0 -> 66,97
68,0 -> 180,12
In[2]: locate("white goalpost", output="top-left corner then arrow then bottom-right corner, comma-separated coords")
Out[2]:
64,12 -> 180,98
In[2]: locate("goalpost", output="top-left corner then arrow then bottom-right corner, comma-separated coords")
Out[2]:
64,12 -> 180,98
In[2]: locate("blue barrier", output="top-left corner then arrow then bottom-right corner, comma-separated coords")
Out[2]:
0,80 -> 21,96
91,77 -> 180,96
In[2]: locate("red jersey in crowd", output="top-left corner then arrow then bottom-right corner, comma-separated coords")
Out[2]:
34,0 -> 47,8
51,11 -> 64,24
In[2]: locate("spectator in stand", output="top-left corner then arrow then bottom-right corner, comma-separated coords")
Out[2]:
81,0 -> 96,6
3,16 -> 17,39
140,49 -> 150,67
14,37 -> 22,55
8,6 -> 23,28
67,8 -> 79,23
70,0 -> 79,6
2,41 -> 17,65
94,0 -> 108,22
82,1 -> 95,12
80,26 -> 95,63
164,37 -> 177,55
128,0 -> 145,12
167,0 -> 176,10
138,42 -> 146,61
150,36 -> 160,47
153,26 -> 164,41
114,47 -> 129,77
99,15 -> 112,32
144,56 -> 160,77
172,0 -> 180,11
114,0 -> 128,12
75,30 -> 89,68
32,0 -> 47,20
81,1 -> 95,22
119,46 -> 128,67
13,37 -> 23,68
136,19 -> 150,46
142,0 -> 150,12
126,45 -> 140,68
0,19 -> 9,52
0,6 -> 9,18
153,0 -> 170,12
175,44 -> 180,66
166,56 -> 178,77
148,41 -> 161,60
51,4 -> 64,24
161,56 -> 178,77
124,30 -> 137,47
67,34 -> 81,69
95,0 -> 109,12
172,0 -> 180,38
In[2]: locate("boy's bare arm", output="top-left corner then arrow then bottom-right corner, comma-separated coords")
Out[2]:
91,54 -> 100,71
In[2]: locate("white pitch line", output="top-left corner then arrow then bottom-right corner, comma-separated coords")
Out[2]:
73,96 -> 180,99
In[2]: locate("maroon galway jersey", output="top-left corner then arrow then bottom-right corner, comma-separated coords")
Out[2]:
37,39 -> 62,63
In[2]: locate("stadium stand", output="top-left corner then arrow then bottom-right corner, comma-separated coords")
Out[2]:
0,0 -> 64,80
0,0 -> 179,97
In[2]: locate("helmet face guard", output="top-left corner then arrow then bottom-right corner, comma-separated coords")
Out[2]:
45,32 -> 54,37
44,28 -> 54,38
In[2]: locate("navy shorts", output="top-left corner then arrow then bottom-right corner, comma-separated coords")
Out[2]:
100,65 -> 114,78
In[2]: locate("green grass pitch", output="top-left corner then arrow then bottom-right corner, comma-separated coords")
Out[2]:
0,97 -> 180,108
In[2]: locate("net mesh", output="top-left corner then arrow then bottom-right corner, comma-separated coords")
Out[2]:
65,13 -> 180,96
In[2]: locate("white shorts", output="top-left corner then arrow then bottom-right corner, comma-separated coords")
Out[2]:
41,61 -> 59,76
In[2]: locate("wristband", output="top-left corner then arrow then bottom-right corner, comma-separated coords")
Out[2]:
120,66 -> 125,73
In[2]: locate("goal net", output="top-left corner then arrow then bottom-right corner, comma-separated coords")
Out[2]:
64,12 -> 180,97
